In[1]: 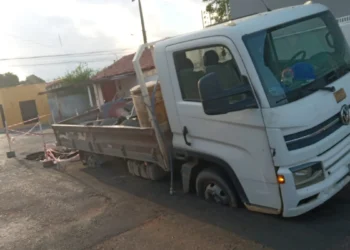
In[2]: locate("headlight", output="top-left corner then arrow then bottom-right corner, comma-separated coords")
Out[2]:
291,162 -> 325,189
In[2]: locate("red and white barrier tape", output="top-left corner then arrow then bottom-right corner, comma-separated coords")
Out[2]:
43,148 -> 80,164
10,129 -> 54,137
8,114 -> 50,128
9,123 -> 54,143
10,122 -> 40,142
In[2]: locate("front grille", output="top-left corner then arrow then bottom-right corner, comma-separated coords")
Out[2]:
325,148 -> 350,171
297,193 -> 319,206
284,113 -> 343,151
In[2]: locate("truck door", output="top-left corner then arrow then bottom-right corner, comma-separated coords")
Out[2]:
165,36 -> 282,210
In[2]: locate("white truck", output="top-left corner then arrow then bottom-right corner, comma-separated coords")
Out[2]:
339,15 -> 350,41
52,3 -> 350,217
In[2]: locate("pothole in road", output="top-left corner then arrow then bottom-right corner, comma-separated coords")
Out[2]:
25,152 -> 45,161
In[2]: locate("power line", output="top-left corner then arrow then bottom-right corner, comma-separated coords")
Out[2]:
8,57 -> 118,67
0,49 -> 133,61
12,50 -> 133,60
0,48 -> 135,61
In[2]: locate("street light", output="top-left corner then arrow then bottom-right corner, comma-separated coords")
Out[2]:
132,0 -> 147,44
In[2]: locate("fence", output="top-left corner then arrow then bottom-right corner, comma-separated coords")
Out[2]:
5,113 -> 82,168
5,114 -> 54,159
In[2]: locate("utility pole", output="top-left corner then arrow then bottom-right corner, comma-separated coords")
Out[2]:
132,0 -> 147,44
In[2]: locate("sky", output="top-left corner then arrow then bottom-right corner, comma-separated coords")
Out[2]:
0,0 -> 205,82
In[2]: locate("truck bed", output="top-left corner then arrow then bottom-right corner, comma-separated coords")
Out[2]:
52,124 -> 165,168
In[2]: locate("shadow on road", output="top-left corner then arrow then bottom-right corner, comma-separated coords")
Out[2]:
82,160 -> 350,250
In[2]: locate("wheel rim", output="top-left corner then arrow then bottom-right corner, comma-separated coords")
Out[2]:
204,182 -> 229,205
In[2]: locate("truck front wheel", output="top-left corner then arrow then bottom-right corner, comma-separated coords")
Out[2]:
196,168 -> 238,207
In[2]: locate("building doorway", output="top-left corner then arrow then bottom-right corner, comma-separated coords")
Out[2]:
19,100 -> 38,124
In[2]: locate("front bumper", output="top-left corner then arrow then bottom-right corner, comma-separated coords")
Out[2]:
280,166 -> 350,217
279,135 -> 350,217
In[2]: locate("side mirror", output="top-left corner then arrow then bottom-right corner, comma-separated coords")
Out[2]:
198,72 -> 257,115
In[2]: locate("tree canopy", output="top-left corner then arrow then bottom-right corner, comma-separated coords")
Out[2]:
24,75 -> 45,84
203,0 -> 230,24
0,72 -> 19,87
0,72 -> 45,88
61,63 -> 96,86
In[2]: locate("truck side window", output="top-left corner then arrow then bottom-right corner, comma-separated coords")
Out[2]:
174,46 -> 243,102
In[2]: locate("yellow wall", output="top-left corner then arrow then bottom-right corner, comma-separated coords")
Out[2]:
0,83 -> 50,129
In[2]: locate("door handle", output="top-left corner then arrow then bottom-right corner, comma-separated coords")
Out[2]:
182,126 -> 191,146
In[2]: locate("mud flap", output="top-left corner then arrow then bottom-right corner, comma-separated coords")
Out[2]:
181,160 -> 198,193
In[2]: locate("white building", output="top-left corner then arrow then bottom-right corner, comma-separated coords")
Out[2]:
92,48 -> 157,108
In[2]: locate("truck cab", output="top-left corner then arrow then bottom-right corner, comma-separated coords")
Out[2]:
154,3 -> 350,217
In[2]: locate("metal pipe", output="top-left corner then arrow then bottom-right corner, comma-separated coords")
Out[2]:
138,0 -> 147,44
132,43 -> 169,171
38,119 -> 47,160
5,121 -> 12,152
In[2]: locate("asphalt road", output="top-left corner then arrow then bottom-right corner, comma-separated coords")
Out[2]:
0,131 -> 350,250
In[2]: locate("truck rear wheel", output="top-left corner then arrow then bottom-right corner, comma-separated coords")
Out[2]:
127,160 -> 167,181
196,168 -> 238,207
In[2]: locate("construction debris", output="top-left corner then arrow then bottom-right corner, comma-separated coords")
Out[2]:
26,145 -> 80,168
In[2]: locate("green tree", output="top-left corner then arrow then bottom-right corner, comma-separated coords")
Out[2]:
0,72 -> 20,87
62,63 -> 96,85
203,0 -> 230,24
24,75 -> 45,84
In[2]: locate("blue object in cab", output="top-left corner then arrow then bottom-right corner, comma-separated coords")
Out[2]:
291,62 -> 316,81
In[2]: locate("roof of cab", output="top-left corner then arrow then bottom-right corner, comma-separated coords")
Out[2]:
155,3 -> 328,49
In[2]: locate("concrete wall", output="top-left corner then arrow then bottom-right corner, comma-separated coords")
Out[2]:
229,0 -> 349,19
115,76 -> 137,99
91,69 -> 158,107
0,83 -> 50,128
114,69 -> 158,99
49,91 -> 92,123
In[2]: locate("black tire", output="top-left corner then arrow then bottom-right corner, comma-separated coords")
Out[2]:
86,154 -> 102,168
196,168 -> 238,207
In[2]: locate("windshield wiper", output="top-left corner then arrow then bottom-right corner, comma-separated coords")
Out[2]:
307,63 -> 350,93
275,87 -> 307,104
274,63 -> 350,104
308,86 -> 335,92
275,85 -> 335,104
339,63 -> 350,76
322,64 -> 350,85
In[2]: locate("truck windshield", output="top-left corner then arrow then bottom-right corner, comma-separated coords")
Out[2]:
244,11 -> 350,107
